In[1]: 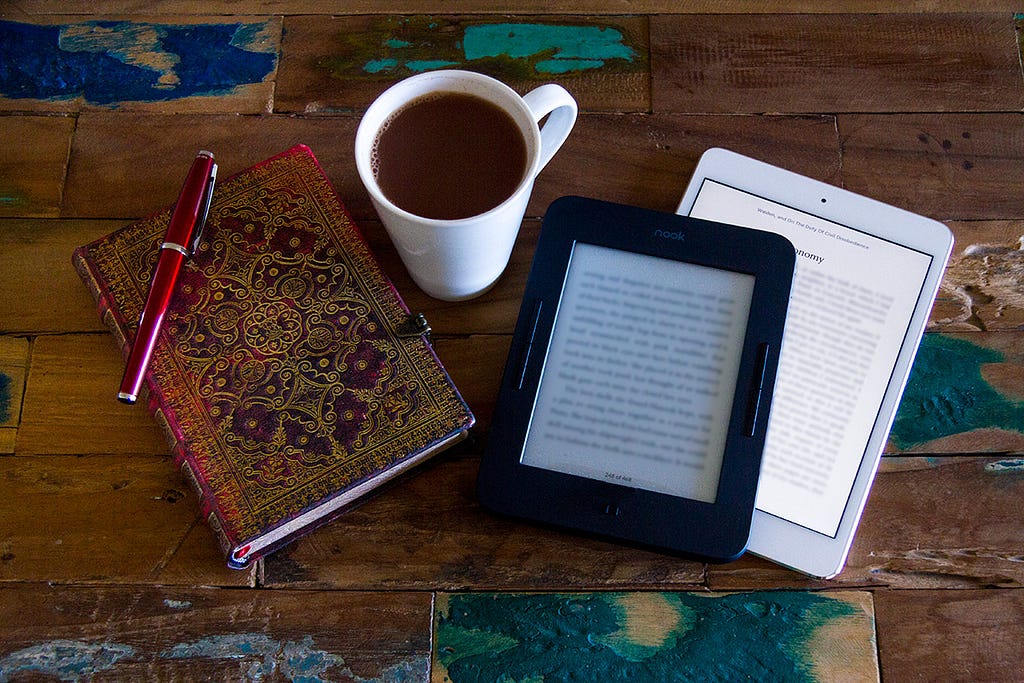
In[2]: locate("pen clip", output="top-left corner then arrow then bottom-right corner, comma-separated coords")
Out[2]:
189,163 -> 218,257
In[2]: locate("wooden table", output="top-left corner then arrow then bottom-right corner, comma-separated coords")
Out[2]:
2,2 -> 1023,681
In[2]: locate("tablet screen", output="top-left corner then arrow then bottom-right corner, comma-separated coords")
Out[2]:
520,242 -> 755,503
688,180 -> 933,536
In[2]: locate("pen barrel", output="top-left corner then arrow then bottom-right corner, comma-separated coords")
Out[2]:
118,249 -> 186,403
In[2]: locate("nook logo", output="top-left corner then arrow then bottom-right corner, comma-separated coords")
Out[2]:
653,228 -> 685,241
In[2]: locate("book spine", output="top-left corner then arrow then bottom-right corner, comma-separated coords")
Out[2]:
71,247 -> 242,566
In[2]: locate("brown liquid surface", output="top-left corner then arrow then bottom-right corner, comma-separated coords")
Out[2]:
373,91 -> 529,221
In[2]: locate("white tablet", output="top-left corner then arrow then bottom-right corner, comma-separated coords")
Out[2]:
677,148 -> 953,578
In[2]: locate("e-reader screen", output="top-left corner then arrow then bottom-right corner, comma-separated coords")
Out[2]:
520,243 -> 755,503
688,179 -> 932,536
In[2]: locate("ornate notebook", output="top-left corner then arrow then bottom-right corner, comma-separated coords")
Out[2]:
73,145 -> 475,568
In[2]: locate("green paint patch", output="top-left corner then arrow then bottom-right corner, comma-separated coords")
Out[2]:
436,592 -> 861,682
322,16 -> 644,82
890,334 -> 1024,449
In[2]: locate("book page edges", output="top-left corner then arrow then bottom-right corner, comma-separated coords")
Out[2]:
226,428 -> 471,568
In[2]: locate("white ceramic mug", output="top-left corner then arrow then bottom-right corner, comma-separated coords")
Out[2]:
355,70 -> 578,301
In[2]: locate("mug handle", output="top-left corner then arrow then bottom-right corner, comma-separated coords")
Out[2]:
522,84 -> 579,174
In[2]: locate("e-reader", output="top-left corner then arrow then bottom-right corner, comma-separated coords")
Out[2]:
476,196 -> 795,562
677,148 -> 953,577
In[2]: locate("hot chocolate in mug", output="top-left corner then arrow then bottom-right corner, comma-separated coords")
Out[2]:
355,70 -> 578,301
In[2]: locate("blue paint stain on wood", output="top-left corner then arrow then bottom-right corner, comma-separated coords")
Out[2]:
436,592 -> 861,682
0,639 -> 136,681
164,633 -> 351,681
0,20 -> 277,105
0,633 -> 417,682
890,334 -> 1024,449
161,598 -> 192,610
986,459 -> 1024,473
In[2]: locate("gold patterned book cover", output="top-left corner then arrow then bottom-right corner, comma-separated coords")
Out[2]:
72,145 -> 475,568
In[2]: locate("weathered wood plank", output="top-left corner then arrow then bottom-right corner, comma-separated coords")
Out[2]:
63,113 -> 367,220
277,15 -> 649,114
63,112 -> 840,221
10,1 -> 1024,16
0,336 -> 29,454
433,591 -> 877,683
932,220 -> 1024,332
17,334 -> 168,456
262,457 -> 707,590
0,219 -> 120,335
874,589 -> 1024,682
0,115 -> 74,218
0,585 -> 430,680
651,14 -> 1024,114
0,455 -> 252,585
532,112 -> 840,215
838,113 -> 1024,221
0,17 -> 281,113
709,457 -> 1024,589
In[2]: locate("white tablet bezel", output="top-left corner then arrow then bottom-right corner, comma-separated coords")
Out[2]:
677,147 -> 953,578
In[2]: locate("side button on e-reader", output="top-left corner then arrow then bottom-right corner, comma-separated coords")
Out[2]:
744,342 -> 770,437
515,299 -> 544,390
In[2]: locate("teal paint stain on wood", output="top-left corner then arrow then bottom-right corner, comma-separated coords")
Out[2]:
326,17 -> 644,81
0,187 -> 28,212
405,59 -> 461,73
462,23 -> 636,73
0,373 -> 11,423
436,592 -> 864,682
535,58 -> 606,74
890,334 -> 1024,449
365,58 -> 399,74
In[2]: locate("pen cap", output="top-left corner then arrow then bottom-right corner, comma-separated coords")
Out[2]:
164,151 -> 217,250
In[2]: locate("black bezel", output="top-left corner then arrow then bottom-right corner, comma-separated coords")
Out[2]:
477,196 -> 795,562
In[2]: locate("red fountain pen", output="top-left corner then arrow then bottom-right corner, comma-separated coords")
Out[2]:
118,151 -> 218,404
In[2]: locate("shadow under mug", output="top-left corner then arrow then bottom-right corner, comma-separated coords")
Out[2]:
355,70 -> 578,302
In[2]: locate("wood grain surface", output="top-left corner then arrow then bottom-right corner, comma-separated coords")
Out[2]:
1,3 -> 1022,681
